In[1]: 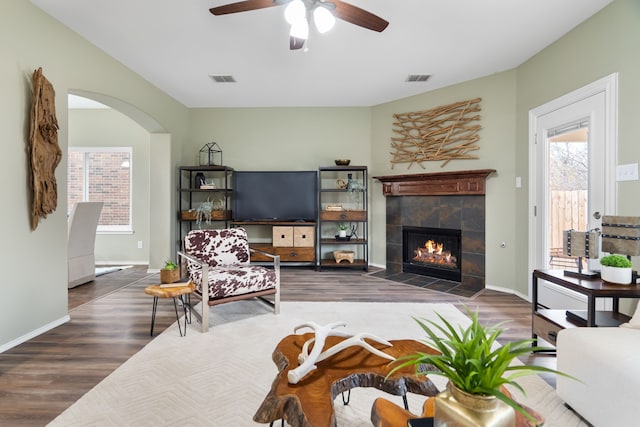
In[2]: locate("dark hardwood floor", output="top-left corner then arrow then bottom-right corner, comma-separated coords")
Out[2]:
0,265 -> 555,426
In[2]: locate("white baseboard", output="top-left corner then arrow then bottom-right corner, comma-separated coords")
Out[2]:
0,315 -> 70,353
95,261 -> 147,266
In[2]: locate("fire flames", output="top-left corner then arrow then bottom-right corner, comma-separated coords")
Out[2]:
413,239 -> 457,267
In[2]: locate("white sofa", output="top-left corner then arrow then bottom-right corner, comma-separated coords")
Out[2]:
556,309 -> 640,426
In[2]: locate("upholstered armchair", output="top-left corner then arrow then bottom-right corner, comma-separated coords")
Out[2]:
178,227 -> 280,332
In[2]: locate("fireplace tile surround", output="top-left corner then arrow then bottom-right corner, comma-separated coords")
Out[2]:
373,169 -> 494,296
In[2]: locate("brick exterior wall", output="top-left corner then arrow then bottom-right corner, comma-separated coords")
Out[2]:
67,150 -> 130,226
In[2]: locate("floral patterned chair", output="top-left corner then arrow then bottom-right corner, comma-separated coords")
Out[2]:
178,227 -> 280,332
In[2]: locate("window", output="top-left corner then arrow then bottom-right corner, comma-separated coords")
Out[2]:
68,147 -> 132,233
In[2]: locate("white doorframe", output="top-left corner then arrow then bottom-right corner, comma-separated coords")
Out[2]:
527,73 -> 618,299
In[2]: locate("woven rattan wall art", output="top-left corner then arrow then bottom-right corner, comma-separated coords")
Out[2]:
390,97 -> 481,168
29,67 -> 62,230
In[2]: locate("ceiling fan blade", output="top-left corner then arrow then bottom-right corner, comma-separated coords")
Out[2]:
332,0 -> 389,32
210,0 -> 283,16
290,36 -> 306,50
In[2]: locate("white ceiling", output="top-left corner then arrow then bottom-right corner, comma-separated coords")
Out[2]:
33,0 -> 612,108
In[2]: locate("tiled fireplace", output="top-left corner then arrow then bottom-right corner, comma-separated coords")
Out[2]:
374,169 -> 494,295
403,226 -> 462,282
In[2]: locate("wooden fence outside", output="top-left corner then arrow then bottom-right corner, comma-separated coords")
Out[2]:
548,190 -> 588,268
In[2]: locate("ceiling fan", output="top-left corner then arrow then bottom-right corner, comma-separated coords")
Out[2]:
210,0 -> 389,50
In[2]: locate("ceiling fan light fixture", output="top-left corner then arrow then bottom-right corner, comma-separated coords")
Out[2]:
284,0 -> 306,25
290,17 -> 309,40
313,6 -> 335,34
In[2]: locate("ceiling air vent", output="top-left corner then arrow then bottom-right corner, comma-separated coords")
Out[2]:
406,74 -> 431,82
210,75 -> 236,83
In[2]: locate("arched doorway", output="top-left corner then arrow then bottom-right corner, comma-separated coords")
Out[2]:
68,90 -> 173,271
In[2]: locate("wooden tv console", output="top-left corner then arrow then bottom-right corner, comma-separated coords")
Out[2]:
232,221 -> 316,265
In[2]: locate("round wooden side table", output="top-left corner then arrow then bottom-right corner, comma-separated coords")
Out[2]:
144,282 -> 195,337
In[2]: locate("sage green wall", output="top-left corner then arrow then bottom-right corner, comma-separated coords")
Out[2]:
69,109 -> 151,265
370,72 -> 518,288
514,0 -> 640,295
186,108 -> 372,243
187,108 -> 372,170
3,0 -> 636,351
1,0 -> 189,349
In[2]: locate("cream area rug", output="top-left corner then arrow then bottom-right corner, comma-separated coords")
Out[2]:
48,301 -> 586,427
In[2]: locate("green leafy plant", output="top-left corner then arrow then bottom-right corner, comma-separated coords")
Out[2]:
388,307 -> 576,425
600,254 -> 632,268
163,259 -> 178,270
337,223 -> 349,231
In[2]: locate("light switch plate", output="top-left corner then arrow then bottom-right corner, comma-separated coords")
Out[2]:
616,163 -> 639,181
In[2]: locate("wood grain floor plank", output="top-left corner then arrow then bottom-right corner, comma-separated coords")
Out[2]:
0,265 -> 552,426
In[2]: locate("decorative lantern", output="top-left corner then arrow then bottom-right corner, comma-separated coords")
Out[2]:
199,142 -> 223,166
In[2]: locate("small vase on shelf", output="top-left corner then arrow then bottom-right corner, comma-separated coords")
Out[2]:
194,172 -> 206,189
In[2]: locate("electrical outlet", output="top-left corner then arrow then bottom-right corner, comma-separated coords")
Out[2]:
616,163 -> 639,182
137,241 -> 143,249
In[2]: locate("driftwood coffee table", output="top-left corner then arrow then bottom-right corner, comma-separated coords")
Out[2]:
253,333 -> 440,427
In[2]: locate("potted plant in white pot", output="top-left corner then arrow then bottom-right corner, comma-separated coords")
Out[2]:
337,223 -> 349,238
600,254 -> 633,284
388,308 -> 575,427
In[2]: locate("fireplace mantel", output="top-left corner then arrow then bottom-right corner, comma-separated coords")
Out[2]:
373,169 -> 495,196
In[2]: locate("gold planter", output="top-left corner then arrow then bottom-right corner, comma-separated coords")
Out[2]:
434,382 -> 515,427
160,268 -> 180,284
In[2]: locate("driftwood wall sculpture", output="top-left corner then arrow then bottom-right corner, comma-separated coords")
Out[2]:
390,97 -> 481,168
29,67 -> 61,230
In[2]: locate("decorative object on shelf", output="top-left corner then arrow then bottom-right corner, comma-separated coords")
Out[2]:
601,215 -> 640,254
160,259 -> 180,284
334,159 -> 351,166
326,204 -> 343,211
600,254 -> 633,284
388,307 -> 573,426
29,67 -> 62,230
346,173 -> 363,203
562,229 -> 600,279
600,215 -> 640,283
195,198 -> 215,227
200,181 -> 217,190
391,98 -> 481,169
337,223 -> 349,238
199,142 -> 223,166
336,178 -> 347,189
194,172 -> 206,189
181,210 -> 197,221
333,250 -> 355,264
349,224 -> 358,239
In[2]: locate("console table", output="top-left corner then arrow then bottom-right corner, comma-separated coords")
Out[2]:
532,269 -> 640,346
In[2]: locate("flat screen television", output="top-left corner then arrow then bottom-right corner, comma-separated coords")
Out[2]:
232,171 -> 318,222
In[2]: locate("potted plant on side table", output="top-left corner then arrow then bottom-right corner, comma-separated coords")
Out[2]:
388,307 -> 576,427
160,259 -> 180,284
600,253 -> 633,284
